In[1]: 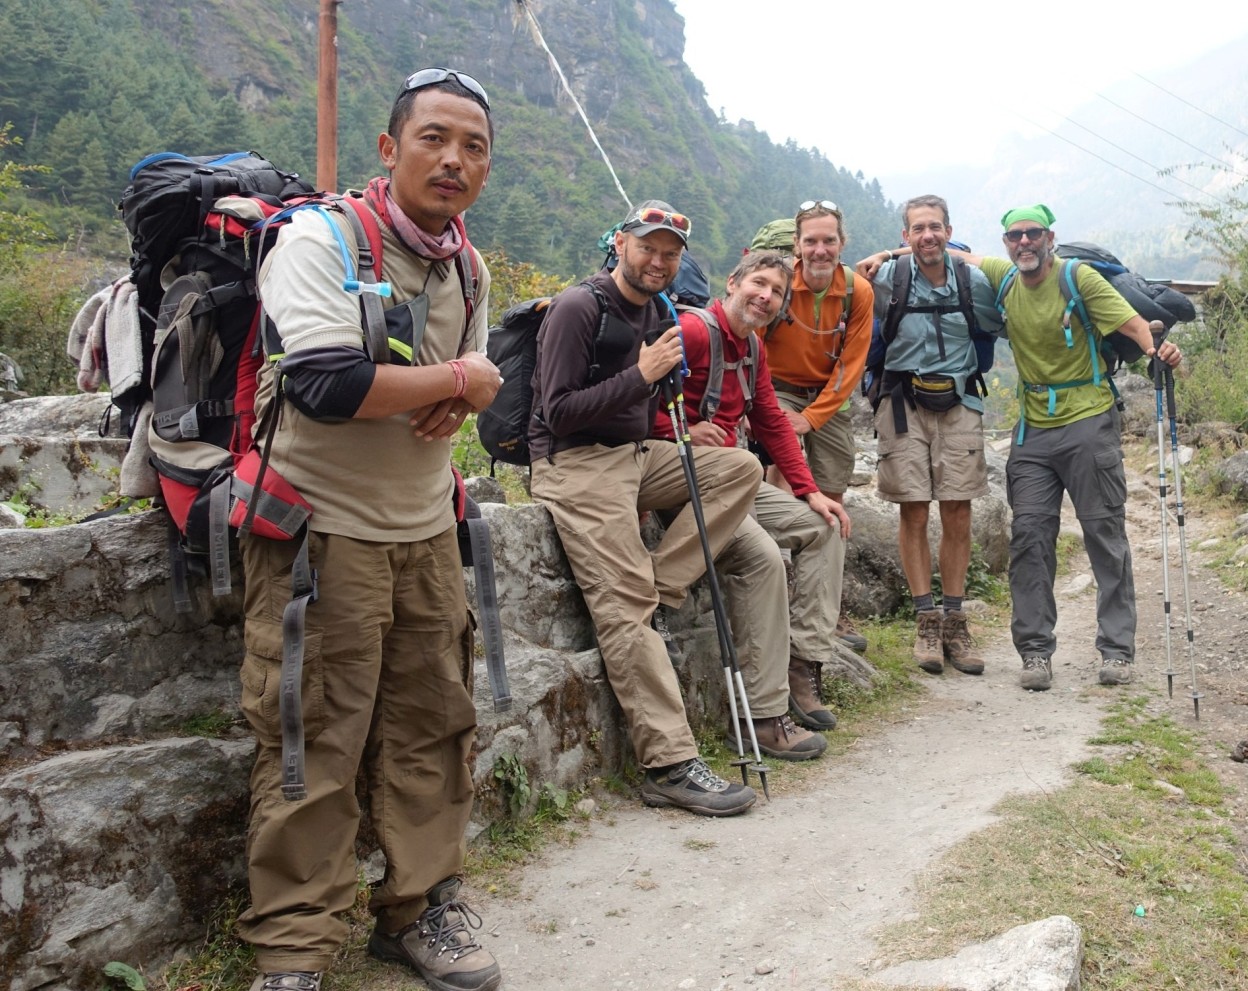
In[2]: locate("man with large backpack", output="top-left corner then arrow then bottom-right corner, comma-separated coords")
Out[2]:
528,199 -> 764,817
239,69 -> 502,991
651,250 -> 851,743
760,200 -> 876,654
864,195 -> 1003,677
863,204 -> 1183,692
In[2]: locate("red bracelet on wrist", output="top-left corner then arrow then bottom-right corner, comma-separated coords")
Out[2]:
448,359 -> 466,399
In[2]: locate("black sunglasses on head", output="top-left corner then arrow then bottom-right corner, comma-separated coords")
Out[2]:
401,67 -> 490,111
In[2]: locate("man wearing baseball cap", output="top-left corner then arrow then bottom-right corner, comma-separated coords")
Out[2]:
529,199 -> 764,816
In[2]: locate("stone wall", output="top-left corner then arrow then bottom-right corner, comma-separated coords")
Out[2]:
0,395 -> 1011,988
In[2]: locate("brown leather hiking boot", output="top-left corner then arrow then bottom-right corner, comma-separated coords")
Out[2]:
787,658 -> 837,730
836,614 -> 868,653
727,714 -> 827,762
941,610 -> 984,675
913,609 -> 945,673
368,877 -> 501,991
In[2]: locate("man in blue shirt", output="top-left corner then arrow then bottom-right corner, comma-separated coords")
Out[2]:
867,195 -> 1002,676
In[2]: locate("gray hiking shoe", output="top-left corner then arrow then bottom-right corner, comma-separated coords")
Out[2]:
913,609 -> 945,674
368,877 -> 501,991
1098,657 -> 1134,686
640,756 -> 756,817
1020,655 -> 1053,692
249,975 -> 322,991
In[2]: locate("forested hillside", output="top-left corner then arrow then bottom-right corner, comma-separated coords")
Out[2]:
0,0 -> 896,282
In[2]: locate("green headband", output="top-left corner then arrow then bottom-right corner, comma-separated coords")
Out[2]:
1000,204 -> 1056,230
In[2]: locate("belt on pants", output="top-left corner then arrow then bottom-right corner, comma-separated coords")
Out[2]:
772,378 -> 824,400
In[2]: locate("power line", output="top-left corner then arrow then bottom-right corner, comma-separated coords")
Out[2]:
1133,71 -> 1248,142
1010,108 -> 1225,207
1058,114 -> 1226,200
1096,93 -> 1247,176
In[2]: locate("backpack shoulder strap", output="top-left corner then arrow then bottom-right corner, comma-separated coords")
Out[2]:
334,195 -> 390,364
689,308 -> 724,420
950,256 -> 980,336
881,257 -> 913,346
580,281 -> 613,382
840,264 -> 855,328
453,223 -> 480,355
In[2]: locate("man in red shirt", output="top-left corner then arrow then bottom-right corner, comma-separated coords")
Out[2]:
652,250 -> 851,750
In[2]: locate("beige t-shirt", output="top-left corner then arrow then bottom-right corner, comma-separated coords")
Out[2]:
255,202 -> 490,542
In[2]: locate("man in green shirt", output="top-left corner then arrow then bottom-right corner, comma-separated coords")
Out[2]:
972,205 -> 1181,690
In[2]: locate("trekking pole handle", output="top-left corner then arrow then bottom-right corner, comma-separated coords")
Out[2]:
644,320 -> 684,400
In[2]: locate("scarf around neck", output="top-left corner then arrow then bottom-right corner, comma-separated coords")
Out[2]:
364,176 -> 464,261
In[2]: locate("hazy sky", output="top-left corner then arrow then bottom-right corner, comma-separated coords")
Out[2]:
673,0 -> 1248,188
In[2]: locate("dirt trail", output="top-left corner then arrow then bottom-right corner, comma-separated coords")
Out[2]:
472,469 -> 1246,990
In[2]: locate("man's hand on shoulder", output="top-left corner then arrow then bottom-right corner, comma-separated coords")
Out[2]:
638,325 -> 683,385
805,490 -> 851,538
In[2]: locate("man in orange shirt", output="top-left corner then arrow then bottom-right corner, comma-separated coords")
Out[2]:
761,200 -> 874,652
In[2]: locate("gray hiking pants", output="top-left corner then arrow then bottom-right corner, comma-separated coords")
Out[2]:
1006,408 -> 1136,661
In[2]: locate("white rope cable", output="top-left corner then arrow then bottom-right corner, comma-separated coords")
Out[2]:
515,0 -> 633,210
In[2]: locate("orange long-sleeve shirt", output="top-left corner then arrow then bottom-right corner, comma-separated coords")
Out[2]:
762,261 -> 874,431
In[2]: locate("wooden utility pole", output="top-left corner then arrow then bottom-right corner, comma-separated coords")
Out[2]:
317,0 -> 342,192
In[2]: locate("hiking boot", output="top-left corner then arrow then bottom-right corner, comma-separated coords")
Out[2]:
836,614 -> 868,654
913,609 -> 945,674
942,610 -> 984,675
368,877 -> 501,991
728,714 -> 827,762
249,976 -> 322,991
650,604 -> 681,664
1020,655 -> 1053,692
640,757 -> 756,817
787,657 -> 838,730
1098,657 -> 1134,686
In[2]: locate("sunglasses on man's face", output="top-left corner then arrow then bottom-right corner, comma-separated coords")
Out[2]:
402,67 -> 490,110
798,199 -> 840,214
1003,227 -> 1049,244
626,207 -> 693,235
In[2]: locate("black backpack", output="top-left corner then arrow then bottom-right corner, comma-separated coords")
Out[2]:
118,152 -> 316,436
477,282 -> 610,469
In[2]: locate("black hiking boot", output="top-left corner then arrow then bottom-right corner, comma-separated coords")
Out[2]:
650,604 -> 681,664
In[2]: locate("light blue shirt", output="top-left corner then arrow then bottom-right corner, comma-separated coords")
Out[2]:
871,255 -> 1003,414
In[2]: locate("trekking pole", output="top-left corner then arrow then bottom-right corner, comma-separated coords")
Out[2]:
1156,326 -> 1202,720
648,307 -> 770,798
1150,324 -> 1176,699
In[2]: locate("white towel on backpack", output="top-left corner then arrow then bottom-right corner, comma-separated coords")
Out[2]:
104,280 -> 144,398
67,284 -> 111,392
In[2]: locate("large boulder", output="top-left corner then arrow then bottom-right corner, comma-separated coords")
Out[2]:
872,914 -> 1084,991
1212,450 -> 1248,504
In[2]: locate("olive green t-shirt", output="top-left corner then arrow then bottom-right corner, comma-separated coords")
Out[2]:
979,256 -> 1137,428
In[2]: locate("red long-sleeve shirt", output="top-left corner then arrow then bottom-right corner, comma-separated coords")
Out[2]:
651,300 -> 818,498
